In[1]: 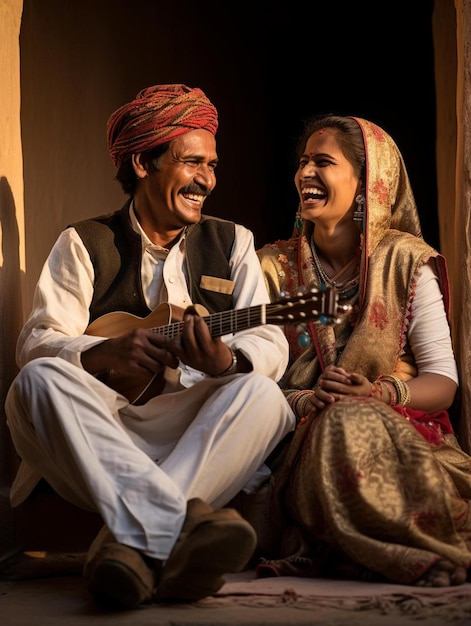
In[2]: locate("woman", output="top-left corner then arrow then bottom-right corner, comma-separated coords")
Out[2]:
256,115 -> 471,587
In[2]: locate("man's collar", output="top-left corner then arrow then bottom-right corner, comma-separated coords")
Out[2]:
129,201 -> 187,249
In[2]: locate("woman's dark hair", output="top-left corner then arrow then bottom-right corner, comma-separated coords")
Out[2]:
296,115 -> 366,182
115,142 -> 171,195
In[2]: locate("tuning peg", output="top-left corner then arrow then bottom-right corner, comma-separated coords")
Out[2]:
325,303 -> 353,326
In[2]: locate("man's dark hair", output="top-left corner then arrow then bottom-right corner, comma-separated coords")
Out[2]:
115,142 -> 171,195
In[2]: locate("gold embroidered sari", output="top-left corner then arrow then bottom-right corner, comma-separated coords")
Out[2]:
256,118 -> 471,583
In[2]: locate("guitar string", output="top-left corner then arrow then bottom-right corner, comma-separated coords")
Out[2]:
148,291 -> 332,337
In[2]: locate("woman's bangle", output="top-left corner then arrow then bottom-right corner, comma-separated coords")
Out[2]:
381,380 -> 397,406
377,374 -> 411,406
288,390 -> 315,419
369,380 -> 384,401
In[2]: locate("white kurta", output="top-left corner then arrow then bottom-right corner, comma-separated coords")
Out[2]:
6,206 -> 296,560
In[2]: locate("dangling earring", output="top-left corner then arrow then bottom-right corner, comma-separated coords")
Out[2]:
293,205 -> 303,236
353,194 -> 365,224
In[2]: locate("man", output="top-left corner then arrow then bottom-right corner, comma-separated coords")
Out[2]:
5,84 -> 296,609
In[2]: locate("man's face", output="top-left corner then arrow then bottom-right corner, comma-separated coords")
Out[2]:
135,129 -> 218,231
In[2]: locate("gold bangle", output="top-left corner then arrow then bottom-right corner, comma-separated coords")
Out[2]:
401,380 -> 411,406
378,375 -> 411,406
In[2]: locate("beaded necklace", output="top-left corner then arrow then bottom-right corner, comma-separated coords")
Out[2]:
311,238 -> 360,299
294,238 -> 360,349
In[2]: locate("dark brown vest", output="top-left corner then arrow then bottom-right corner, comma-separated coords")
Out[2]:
71,201 -> 236,324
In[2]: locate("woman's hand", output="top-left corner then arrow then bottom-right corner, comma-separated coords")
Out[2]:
304,365 -> 372,417
303,366 -> 457,417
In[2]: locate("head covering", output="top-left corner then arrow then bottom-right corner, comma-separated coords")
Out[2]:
300,117 -> 423,257
352,117 -> 423,256
298,116 -> 432,310
107,84 -> 218,169
348,118 -> 426,307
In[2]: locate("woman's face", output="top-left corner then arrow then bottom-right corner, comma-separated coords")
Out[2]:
294,128 -> 361,228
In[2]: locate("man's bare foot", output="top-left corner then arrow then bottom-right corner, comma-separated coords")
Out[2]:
415,559 -> 467,587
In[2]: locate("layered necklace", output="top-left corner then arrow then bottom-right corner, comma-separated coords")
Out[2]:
311,238 -> 360,299
295,238 -> 360,349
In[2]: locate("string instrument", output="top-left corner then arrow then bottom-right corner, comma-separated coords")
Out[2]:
86,285 -> 350,405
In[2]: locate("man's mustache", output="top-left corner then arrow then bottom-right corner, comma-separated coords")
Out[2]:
180,184 -> 211,196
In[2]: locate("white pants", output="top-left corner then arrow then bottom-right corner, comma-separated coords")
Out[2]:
6,357 -> 295,560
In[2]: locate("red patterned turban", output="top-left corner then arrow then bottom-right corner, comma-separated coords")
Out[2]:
107,84 -> 219,169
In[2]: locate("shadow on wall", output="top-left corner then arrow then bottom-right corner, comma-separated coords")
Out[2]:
0,177 -> 23,490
